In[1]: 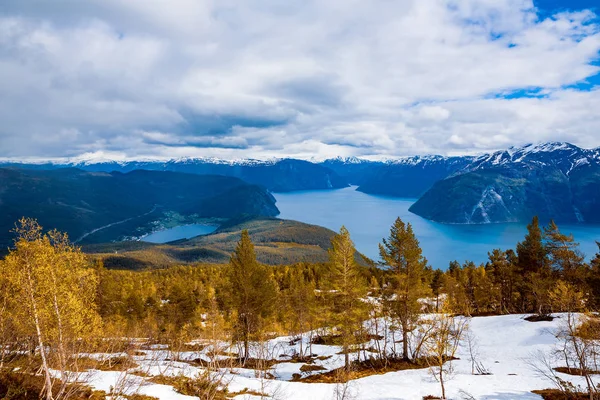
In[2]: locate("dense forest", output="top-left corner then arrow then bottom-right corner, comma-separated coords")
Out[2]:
0,216 -> 599,400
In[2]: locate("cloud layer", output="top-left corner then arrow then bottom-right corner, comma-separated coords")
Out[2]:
1,0 -> 599,159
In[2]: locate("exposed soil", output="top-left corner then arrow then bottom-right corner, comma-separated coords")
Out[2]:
525,314 -> 556,322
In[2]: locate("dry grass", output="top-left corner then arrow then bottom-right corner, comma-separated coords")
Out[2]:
532,389 -> 591,399
553,367 -> 600,376
74,356 -> 138,371
149,375 -> 229,399
297,357 -> 435,383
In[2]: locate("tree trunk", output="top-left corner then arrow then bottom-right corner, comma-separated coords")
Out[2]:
26,269 -> 54,400
402,326 -> 409,361
440,367 -> 445,399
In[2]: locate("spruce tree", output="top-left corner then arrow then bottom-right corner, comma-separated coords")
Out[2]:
516,216 -> 547,274
379,217 -> 430,361
544,220 -> 587,285
516,216 -> 550,313
328,226 -> 367,371
226,230 -> 277,364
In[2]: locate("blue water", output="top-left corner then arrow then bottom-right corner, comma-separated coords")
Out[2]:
142,224 -> 218,243
274,186 -> 600,269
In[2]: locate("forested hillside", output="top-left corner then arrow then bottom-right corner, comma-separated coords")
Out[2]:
0,168 -> 279,248
84,217 -> 372,268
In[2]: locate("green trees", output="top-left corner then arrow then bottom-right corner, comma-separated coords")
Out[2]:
379,218 -> 430,361
544,221 -> 587,285
0,218 -> 101,400
226,230 -> 277,364
285,268 -> 318,358
516,216 -> 551,314
486,249 -> 517,314
327,226 -> 368,371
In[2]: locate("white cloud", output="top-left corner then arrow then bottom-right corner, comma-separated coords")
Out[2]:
0,0 -> 599,159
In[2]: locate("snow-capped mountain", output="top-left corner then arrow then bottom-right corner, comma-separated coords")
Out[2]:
463,142 -> 600,175
409,142 -> 600,224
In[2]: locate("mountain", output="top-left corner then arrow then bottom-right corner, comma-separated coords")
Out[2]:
0,168 -> 278,248
409,142 -> 600,224
355,155 -> 475,198
1,158 -> 349,193
84,217 -> 373,268
319,157 -> 385,186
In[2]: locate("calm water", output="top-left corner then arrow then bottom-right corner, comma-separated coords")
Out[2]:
274,186 -> 600,269
142,224 -> 218,243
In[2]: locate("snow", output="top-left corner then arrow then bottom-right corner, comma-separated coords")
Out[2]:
76,314 -> 592,400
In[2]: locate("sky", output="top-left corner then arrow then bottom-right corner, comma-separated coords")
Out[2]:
1,0 -> 599,161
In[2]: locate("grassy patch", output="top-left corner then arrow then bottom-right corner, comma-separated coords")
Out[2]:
149,375 -> 228,399
297,357 -> 435,383
532,389 -> 590,399
74,356 -> 138,371
553,367 -> 600,376
299,364 -> 327,373
0,371 -> 105,400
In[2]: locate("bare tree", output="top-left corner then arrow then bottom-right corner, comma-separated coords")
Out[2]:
425,311 -> 467,399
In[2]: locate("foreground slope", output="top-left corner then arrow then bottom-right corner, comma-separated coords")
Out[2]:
83,314 -> 581,399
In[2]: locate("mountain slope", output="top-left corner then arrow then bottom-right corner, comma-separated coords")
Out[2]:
409,143 -> 600,224
356,155 -> 475,197
0,168 -> 279,248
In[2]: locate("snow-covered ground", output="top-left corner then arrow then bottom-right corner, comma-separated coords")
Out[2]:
82,314 -> 590,400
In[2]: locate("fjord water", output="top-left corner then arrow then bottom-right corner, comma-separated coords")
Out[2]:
143,224 -> 218,243
274,186 -> 600,269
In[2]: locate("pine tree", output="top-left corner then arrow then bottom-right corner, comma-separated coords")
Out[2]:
286,268 -> 317,359
544,220 -> 587,285
516,216 -> 550,313
328,226 -> 367,371
516,216 -> 547,274
379,218 -> 430,361
486,249 -> 516,314
226,230 -> 277,364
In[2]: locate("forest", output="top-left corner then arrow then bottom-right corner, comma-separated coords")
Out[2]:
1,216 -> 599,400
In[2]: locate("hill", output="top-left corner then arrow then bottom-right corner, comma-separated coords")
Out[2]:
0,168 -> 278,248
84,217 -> 372,268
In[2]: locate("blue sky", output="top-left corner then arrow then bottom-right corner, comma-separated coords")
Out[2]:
0,0 -> 600,160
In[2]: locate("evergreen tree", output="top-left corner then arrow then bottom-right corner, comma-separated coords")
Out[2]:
285,268 -> 317,358
588,242 -> 600,309
544,220 -> 587,285
486,249 -> 516,314
516,216 -> 550,313
328,226 -> 367,371
516,216 -> 547,274
379,218 -> 430,361
430,269 -> 444,313
226,230 -> 277,364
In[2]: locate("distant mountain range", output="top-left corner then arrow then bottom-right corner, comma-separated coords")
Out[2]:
0,158 -> 349,193
2,142 -> 600,226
